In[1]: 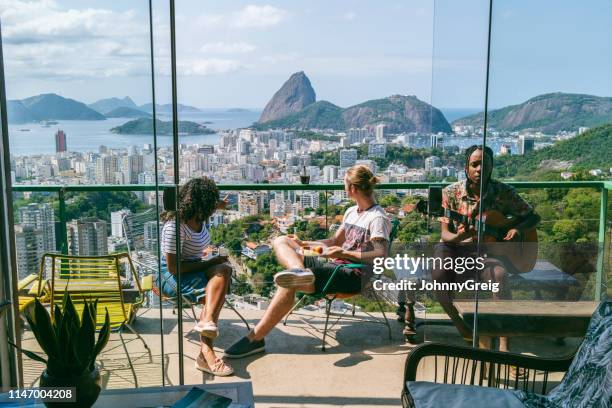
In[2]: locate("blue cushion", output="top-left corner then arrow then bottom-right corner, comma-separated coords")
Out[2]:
406,381 -> 525,408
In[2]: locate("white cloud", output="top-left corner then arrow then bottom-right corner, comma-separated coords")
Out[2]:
231,5 -> 288,28
343,12 -> 357,21
178,58 -> 243,76
0,0 -> 150,82
200,42 -> 257,54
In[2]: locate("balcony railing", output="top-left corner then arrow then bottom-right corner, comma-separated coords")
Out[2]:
12,180 -> 610,300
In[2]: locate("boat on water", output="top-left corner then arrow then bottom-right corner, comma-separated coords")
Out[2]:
18,128 -> 31,131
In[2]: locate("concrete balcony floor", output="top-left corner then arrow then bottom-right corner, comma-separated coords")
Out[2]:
20,305 -> 581,407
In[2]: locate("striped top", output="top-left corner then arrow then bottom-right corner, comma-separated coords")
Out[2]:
161,220 -> 211,261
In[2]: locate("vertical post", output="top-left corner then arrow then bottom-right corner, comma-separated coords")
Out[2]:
324,190 -> 328,230
0,17 -> 22,388
57,188 -> 68,254
595,187 -> 608,301
168,0 -> 184,385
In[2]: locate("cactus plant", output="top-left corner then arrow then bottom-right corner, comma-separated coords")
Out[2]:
15,293 -> 110,378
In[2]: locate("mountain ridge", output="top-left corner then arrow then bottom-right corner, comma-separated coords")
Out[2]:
255,72 -> 451,133
453,92 -> 612,133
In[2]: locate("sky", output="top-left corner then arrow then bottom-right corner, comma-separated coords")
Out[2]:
1,0 -> 611,110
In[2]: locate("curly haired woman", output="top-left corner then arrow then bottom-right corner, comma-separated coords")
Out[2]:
160,177 -> 234,376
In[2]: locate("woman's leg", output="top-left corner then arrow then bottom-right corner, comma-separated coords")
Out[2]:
201,263 -> 232,324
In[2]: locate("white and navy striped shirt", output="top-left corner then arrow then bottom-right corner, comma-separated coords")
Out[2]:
161,220 -> 211,261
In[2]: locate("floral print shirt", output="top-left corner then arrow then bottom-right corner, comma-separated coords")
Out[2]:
440,179 -> 533,238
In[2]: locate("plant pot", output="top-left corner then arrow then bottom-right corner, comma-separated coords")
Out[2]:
40,366 -> 101,408
300,175 -> 310,185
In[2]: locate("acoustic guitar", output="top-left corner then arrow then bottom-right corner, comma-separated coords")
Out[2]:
403,200 -> 538,273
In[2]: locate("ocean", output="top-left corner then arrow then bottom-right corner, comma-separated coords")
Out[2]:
8,109 -> 261,156
9,107 -> 514,156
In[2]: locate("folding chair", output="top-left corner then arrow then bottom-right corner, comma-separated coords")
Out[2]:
38,253 -> 150,387
284,218 -> 400,351
123,189 -> 250,331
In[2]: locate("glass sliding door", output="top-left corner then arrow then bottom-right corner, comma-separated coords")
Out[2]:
1,0 -> 167,389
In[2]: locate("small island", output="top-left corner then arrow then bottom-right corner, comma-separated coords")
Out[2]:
110,118 -> 216,135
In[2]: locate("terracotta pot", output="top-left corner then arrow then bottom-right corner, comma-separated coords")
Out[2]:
40,366 -> 101,408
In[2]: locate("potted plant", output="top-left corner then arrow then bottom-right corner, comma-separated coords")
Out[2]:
13,293 -> 110,407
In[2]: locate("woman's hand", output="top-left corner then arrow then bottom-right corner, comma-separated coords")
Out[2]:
216,195 -> 230,210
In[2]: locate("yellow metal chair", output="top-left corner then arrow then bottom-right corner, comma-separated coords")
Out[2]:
38,253 -> 150,387
17,273 -> 48,315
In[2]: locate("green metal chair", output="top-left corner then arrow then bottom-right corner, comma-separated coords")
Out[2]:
284,218 -> 400,351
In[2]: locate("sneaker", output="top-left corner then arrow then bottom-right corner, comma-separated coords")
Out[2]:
224,336 -> 265,359
273,268 -> 315,288
194,321 -> 219,339
195,354 -> 234,376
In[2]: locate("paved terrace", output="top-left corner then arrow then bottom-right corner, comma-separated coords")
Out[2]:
20,306 -> 580,407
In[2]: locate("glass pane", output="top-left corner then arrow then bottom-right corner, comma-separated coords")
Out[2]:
4,0 -> 166,389
416,0 -> 490,351
171,0 -> 436,400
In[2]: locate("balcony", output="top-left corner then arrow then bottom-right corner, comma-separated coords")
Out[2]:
9,182 -> 611,406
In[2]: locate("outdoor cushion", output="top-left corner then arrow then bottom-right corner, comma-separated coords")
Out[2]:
406,381 -> 524,408
512,301 -> 611,408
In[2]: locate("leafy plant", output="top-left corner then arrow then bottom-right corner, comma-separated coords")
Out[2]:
13,293 -> 110,377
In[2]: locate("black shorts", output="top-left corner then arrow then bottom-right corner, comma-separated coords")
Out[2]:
303,256 -> 364,294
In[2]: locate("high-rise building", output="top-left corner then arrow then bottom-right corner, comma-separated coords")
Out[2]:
19,203 -> 56,252
375,124 -> 386,141
340,149 -> 358,168
95,156 -> 119,184
348,128 -> 369,144
425,156 -> 441,172
323,165 -> 339,183
110,209 -> 131,238
430,134 -> 444,149
68,218 -> 108,256
127,154 -> 144,184
300,192 -> 320,210
55,130 -> 67,153
368,142 -> 387,158
238,192 -> 264,216
518,136 -> 535,155
355,159 -> 377,174
14,225 -> 45,279
143,220 -> 161,251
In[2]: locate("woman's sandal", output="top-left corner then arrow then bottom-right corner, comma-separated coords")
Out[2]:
194,321 -> 219,339
195,354 -> 234,376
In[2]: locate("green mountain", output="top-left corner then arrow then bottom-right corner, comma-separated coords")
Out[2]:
7,100 -> 39,123
254,101 -> 344,130
454,93 -> 612,133
89,96 -> 138,114
104,106 -> 151,119
255,95 -> 451,133
20,93 -> 105,121
255,72 -> 451,133
110,118 -> 216,135
495,124 -> 612,179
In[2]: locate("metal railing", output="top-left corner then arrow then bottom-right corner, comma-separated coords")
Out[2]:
11,180 -> 611,300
